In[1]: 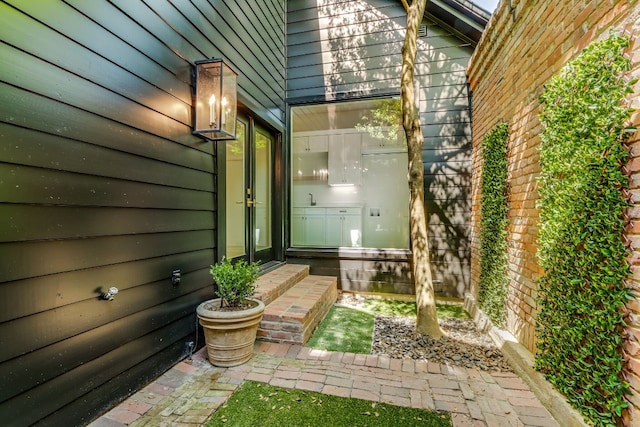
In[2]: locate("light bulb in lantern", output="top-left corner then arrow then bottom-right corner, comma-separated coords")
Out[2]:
209,94 -> 216,126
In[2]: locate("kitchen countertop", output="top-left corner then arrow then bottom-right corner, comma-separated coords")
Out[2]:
292,203 -> 364,208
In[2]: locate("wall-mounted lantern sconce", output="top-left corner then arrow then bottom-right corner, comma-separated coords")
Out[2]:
193,58 -> 238,140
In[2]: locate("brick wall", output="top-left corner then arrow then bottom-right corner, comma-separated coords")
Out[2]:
467,0 -> 640,424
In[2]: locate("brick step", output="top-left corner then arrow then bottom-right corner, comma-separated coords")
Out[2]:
258,275 -> 338,345
253,264 -> 309,306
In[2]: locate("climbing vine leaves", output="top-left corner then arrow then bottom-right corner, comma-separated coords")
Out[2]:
479,123 -> 510,327
536,33 -> 634,426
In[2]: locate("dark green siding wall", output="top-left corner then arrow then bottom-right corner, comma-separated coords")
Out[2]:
287,0 -> 473,297
0,0 -> 285,425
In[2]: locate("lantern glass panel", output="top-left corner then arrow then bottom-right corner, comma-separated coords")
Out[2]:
194,59 -> 237,140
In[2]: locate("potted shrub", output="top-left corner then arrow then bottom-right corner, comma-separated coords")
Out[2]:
196,257 -> 265,367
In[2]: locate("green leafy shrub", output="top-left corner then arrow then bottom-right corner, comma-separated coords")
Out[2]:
478,122 -> 510,327
210,257 -> 260,308
536,33 -> 634,426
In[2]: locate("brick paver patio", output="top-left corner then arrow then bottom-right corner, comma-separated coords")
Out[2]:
88,342 -> 559,427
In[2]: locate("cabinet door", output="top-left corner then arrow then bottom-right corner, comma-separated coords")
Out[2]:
291,213 -> 305,246
305,215 -> 326,246
361,131 -> 383,151
361,128 -> 406,153
308,134 -> 328,152
386,129 -> 406,152
325,208 -> 362,247
325,214 -> 342,246
293,136 -> 308,153
328,134 -> 344,185
328,133 -> 361,185
342,214 -> 362,247
342,133 -> 362,185
292,208 -> 326,246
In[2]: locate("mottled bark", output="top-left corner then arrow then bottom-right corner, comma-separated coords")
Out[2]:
401,0 -> 444,338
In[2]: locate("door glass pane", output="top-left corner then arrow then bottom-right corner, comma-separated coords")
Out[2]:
225,121 -> 246,258
254,130 -> 272,252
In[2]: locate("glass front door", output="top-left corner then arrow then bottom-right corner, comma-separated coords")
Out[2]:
223,112 -> 276,264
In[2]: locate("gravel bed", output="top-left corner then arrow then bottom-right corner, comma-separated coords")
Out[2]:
372,315 -> 512,372
336,294 -> 512,372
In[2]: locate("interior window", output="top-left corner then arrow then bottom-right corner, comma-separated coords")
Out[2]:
290,99 -> 409,249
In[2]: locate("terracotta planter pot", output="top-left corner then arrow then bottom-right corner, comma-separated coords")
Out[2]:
196,298 -> 265,367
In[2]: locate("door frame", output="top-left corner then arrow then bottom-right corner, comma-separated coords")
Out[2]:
216,106 -> 284,266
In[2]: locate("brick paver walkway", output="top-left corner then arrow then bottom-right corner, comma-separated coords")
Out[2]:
89,342 -> 559,427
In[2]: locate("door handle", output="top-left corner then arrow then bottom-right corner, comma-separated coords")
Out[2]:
236,199 -> 256,207
237,198 -> 262,207
248,199 -> 263,207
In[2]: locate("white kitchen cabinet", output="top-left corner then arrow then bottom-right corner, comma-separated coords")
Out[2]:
291,209 -> 305,246
324,214 -> 342,247
308,135 -> 329,152
325,207 -> 362,247
291,208 -> 326,246
328,133 -> 361,185
293,134 -> 328,153
341,213 -> 362,247
292,207 -> 362,247
361,127 -> 406,153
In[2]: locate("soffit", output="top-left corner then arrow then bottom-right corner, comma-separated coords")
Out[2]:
424,0 -> 490,46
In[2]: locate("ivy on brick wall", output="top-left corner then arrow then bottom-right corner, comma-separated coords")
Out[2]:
536,33 -> 634,426
478,122 -> 510,327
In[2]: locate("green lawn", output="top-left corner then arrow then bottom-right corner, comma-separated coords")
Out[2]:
306,305 -> 374,353
205,381 -> 452,427
361,298 -> 469,319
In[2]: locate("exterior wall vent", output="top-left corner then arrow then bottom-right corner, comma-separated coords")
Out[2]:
418,25 -> 427,37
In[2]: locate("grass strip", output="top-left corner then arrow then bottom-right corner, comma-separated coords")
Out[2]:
205,381 -> 452,427
361,298 -> 469,319
306,305 -> 374,353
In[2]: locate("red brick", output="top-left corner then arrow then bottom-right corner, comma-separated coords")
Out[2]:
269,331 -> 292,341
351,388 -> 379,402
121,399 -> 152,415
295,380 -> 323,392
475,0 -> 640,419
322,384 -> 351,398
299,372 -> 326,383
105,407 -> 141,424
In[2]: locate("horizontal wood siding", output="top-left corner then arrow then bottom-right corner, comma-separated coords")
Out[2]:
418,21 -> 472,297
0,0 -> 285,425
286,0 -> 473,297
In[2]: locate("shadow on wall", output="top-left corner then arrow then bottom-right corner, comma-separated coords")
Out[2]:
424,86 -> 472,297
347,251 -> 413,295
368,260 -> 413,294
318,1 -> 403,100
309,1 -> 472,298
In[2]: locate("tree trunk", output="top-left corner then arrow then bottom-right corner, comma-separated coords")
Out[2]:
401,0 -> 444,338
